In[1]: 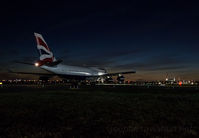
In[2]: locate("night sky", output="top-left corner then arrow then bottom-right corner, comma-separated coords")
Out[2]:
1,0 -> 199,81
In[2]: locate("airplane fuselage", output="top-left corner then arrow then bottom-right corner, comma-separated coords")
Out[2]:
41,64 -> 106,77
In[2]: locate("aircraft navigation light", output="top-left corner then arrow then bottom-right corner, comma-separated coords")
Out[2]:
35,62 -> 39,67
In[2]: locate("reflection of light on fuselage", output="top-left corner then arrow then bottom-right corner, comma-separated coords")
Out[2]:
69,71 -> 91,75
98,72 -> 105,76
40,64 -> 107,77
90,67 -> 106,76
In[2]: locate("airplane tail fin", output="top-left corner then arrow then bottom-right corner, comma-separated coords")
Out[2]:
34,33 -> 57,66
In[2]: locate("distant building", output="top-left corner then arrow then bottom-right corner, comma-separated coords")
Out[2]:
165,77 -> 176,84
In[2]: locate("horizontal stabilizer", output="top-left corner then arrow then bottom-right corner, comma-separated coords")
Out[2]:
8,69 -> 55,76
14,61 -> 35,65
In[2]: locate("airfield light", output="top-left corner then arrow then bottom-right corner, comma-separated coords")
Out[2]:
35,62 -> 39,67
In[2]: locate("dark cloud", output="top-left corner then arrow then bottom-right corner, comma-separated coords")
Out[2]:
0,49 -> 19,59
58,48 -> 141,67
113,55 -> 192,72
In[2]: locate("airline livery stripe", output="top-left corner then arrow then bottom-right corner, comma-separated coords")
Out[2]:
36,37 -> 49,50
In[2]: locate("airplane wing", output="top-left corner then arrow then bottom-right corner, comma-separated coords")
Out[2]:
104,71 -> 136,76
8,70 -> 88,80
14,59 -> 63,67
8,70 -> 55,76
14,61 -> 35,65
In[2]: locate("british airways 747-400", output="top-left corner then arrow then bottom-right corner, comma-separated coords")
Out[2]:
12,33 -> 136,82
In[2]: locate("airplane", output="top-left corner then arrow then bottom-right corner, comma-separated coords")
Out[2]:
11,33 -> 136,83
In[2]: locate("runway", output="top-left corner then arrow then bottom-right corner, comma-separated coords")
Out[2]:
0,83 -> 198,92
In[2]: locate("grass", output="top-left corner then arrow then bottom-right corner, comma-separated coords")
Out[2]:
0,87 -> 199,137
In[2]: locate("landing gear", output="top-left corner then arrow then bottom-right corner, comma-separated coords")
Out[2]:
97,77 -> 105,84
117,74 -> 125,84
105,76 -> 114,83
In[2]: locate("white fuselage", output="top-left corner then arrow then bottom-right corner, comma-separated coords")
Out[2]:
41,64 -> 106,77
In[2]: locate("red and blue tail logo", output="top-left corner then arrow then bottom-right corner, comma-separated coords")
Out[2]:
34,33 -> 56,65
